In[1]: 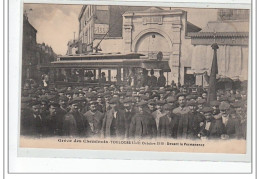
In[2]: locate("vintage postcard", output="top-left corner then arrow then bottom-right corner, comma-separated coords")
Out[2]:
19,2 -> 251,158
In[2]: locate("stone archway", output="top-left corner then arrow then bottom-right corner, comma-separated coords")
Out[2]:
132,28 -> 173,55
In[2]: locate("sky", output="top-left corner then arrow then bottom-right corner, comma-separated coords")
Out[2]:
24,4 -> 218,55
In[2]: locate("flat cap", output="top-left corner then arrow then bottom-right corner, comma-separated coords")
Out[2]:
148,99 -> 156,105
69,98 -> 81,105
219,96 -> 228,102
210,100 -> 220,107
156,100 -> 166,106
136,101 -> 147,107
85,92 -> 95,98
163,104 -> 173,110
201,106 -> 214,113
187,99 -> 197,106
158,90 -> 166,94
140,95 -> 149,101
231,102 -> 242,108
49,102 -> 60,108
73,89 -> 79,94
47,95 -> 56,101
166,96 -> 176,103
89,101 -> 98,105
176,92 -> 187,99
219,102 -> 230,110
126,92 -> 132,97
109,97 -> 119,104
228,97 -> 235,103
197,99 -> 206,104
59,96 -> 69,101
39,96 -> 49,102
123,98 -> 132,104
21,97 -> 32,103
30,101 -> 41,107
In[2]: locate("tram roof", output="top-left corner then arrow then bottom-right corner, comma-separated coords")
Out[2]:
43,58 -> 171,72
57,53 -> 145,61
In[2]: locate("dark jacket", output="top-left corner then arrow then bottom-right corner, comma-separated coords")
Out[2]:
121,108 -> 137,138
199,118 -> 223,139
220,115 -> 241,139
101,108 -> 125,138
157,76 -> 166,87
149,75 -> 157,87
62,111 -> 91,137
188,111 -> 206,139
129,111 -> 157,139
84,110 -> 104,137
158,113 -> 179,138
21,112 -> 46,137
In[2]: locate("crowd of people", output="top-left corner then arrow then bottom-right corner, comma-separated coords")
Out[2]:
20,71 -> 247,140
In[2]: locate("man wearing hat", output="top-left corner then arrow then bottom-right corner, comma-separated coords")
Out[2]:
187,99 -> 206,139
129,101 -> 157,139
101,98 -> 125,138
99,72 -> 106,84
199,106 -> 223,139
157,70 -> 166,87
45,103 -> 63,136
39,97 -> 49,120
96,95 -> 105,113
58,96 -> 69,113
148,69 -> 157,87
219,102 -> 240,139
158,104 -> 179,139
172,93 -> 191,139
147,100 -> 156,113
65,91 -> 73,102
20,97 -> 32,129
152,100 -> 166,130
21,101 -> 46,137
84,101 -> 104,137
210,100 -> 221,119
120,98 -> 137,138
197,99 -> 206,114
166,96 -> 177,109
62,98 -> 91,137
232,102 -> 246,139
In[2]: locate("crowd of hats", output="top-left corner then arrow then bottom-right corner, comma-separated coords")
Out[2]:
21,83 -> 247,118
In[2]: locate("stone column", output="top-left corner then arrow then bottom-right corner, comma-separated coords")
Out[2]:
169,19 -> 182,86
123,16 -> 133,53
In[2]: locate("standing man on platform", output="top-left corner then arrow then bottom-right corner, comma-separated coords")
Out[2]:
157,70 -> 166,87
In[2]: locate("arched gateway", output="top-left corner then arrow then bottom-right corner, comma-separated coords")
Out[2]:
123,7 -> 201,85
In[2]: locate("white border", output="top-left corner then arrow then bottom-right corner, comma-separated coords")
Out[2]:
7,0 -> 254,174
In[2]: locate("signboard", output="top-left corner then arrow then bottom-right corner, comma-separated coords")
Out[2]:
94,24 -> 109,35
143,16 -> 163,25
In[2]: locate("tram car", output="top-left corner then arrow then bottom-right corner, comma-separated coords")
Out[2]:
40,52 -> 171,88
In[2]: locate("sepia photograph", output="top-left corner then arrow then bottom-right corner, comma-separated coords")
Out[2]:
19,3 -> 250,155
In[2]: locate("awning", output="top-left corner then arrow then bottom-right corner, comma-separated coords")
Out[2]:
141,61 -> 171,72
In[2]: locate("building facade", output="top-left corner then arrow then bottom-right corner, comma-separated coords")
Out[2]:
77,5 -> 150,54
188,9 -> 249,87
74,6 -> 249,86
78,5 -> 124,53
22,14 -> 57,84
122,7 -> 201,85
